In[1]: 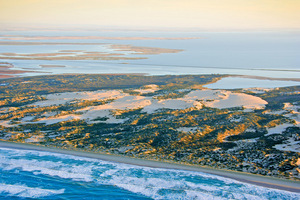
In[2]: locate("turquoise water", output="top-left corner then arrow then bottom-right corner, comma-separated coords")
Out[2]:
0,147 -> 299,199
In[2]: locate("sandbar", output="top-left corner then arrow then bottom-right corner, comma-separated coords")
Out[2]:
0,141 -> 299,193
40,65 -> 66,68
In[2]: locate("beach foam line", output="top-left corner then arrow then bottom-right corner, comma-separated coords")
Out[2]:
0,183 -> 64,198
1,145 -> 300,199
0,141 -> 300,193
0,156 -> 94,182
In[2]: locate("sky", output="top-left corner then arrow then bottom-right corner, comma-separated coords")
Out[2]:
0,0 -> 299,31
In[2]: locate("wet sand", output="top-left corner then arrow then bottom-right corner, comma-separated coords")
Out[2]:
0,141 -> 299,193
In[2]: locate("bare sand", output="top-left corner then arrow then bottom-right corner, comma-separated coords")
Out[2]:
0,141 -> 299,193
0,75 -> 14,79
110,44 -> 183,54
0,43 -> 182,61
40,65 -> 66,68
0,88 -> 267,126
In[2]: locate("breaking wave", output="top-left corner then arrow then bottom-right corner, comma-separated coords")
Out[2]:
0,147 -> 299,200
0,183 -> 64,198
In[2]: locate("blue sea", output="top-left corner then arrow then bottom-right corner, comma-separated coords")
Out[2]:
0,147 -> 299,200
0,31 -> 300,199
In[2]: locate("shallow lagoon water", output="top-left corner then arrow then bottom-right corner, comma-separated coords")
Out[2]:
205,77 -> 300,89
1,31 -> 300,81
1,147 -> 299,200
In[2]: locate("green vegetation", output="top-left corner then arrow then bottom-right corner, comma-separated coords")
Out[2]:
0,74 -> 299,180
0,74 -> 222,96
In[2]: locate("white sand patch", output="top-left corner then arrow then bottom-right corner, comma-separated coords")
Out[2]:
265,124 -> 292,136
0,120 -> 14,127
274,137 -> 300,153
80,109 -> 127,124
42,112 -> 57,118
133,84 -> 159,94
142,99 -> 201,113
35,110 -> 127,124
242,87 -> 273,94
265,110 -> 287,115
285,113 -> 300,126
0,107 -> 9,114
20,116 -> 35,122
265,103 -> 300,126
296,158 -> 300,166
207,93 -> 267,109
81,95 -> 152,123
33,95 -> 152,124
185,89 -> 267,109
35,114 -> 82,125
177,127 -> 199,133
185,90 -> 227,101
32,90 -> 125,107
283,103 -> 300,126
284,103 -> 294,110
151,99 -> 191,110
109,96 -> 152,110
229,116 -> 243,122
32,93 -> 202,124
25,135 -> 44,143
15,88 -> 268,125
142,100 -> 164,113
245,128 -> 256,133
79,95 -> 152,117
0,107 -> 17,113
283,103 -> 300,113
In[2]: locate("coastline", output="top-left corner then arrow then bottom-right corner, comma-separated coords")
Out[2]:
231,75 -> 300,82
0,141 -> 299,193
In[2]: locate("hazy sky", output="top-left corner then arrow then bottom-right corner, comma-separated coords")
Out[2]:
0,0 -> 299,30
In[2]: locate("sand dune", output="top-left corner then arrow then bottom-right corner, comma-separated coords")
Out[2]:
23,87 -> 268,125
185,90 -> 267,109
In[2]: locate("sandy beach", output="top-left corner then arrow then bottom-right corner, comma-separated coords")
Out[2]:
0,141 -> 299,193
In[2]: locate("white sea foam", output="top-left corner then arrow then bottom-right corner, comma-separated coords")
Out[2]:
1,147 -> 300,200
0,147 -> 109,163
0,157 -> 93,182
185,190 -> 226,200
0,183 -> 64,198
95,163 -> 300,200
106,175 -> 230,200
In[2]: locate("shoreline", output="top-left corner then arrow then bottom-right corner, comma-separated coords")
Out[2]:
231,75 -> 300,82
0,141 -> 299,193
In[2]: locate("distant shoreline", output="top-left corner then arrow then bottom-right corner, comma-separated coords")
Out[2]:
0,141 -> 299,193
231,75 -> 300,82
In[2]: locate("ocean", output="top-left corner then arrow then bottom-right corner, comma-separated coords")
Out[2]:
0,147 -> 299,200
0,31 -> 300,199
